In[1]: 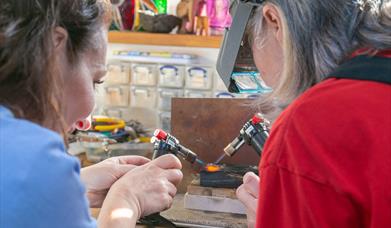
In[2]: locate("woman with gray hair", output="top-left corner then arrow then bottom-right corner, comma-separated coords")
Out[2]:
235,0 -> 391,227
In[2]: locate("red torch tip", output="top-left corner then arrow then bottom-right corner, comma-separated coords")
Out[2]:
154,129 -> 168,140
251,113 -> 264,125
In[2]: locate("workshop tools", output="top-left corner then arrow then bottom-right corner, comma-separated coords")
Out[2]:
91,116 -> 126,132
150,129 -> 260,188
149,126 -> 259,218
143,129 -> 206,228
150,129 -> 205,168
216,113 -> 270,163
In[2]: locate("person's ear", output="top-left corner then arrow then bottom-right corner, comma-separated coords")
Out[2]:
52,26 -> 68,50
262,4 -> 283,45
52,27 -> 69,81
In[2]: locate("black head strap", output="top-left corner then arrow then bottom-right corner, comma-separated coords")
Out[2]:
326,55 -> 391,84
240,0 -> 265,4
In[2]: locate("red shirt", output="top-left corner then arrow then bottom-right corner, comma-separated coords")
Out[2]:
256,71 -> 391,226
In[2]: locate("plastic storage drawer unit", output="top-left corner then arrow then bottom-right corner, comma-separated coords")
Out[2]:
185,66 -> 213,90
158,65 -> 184,88
131,63 -> 157,86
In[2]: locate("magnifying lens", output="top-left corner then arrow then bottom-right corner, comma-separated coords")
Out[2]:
216,0 -> 271,94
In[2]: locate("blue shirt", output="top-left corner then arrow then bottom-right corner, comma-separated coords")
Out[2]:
0,106 -> 96,227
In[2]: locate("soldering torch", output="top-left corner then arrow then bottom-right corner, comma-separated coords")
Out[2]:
216,113 -> 270,163
150,129 -> 205,167
142,130 -> 205,226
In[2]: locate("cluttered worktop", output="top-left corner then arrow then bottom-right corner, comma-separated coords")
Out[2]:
78,152 -> 247,227
80,152 -> 248,227
73,98 -> 267,227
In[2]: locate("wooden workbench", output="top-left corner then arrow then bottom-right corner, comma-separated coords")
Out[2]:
91,194 -> 247,228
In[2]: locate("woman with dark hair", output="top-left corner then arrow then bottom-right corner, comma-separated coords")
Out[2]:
0,0 -> 182,227
235,0 -> 391,227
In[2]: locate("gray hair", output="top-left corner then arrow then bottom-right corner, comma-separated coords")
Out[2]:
251,0 -> 391,118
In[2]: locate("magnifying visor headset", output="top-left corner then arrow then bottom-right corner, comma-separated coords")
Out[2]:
216,0 -> 272,94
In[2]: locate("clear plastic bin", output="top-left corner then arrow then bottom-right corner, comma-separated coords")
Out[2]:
130,87 -> 157,109
184,90 -> 212,98
104,85 -> 130,106
158,65 -> 184,88
105,63 -> 130,84
102,107 -> 158,130
158,112 -> 171,133
185,66 -> 213,90
157,89 -> 184,111
102,108 -> 125,119
94,85 -> 107,108
122,107 -> 158,130
131,64 -> 157,86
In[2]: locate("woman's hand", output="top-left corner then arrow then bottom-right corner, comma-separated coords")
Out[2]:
236,172 -> 260,228
98,154 -> 183,227
81,156 -> 150,208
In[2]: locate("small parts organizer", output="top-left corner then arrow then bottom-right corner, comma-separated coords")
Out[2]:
97,52 -> 249,132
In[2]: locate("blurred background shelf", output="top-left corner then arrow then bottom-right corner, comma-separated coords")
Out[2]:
108,32 -> 223,48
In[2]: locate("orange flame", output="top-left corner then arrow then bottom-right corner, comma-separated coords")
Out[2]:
205,164 -> 222,173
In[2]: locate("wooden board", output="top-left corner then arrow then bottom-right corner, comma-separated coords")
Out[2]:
183,193 -> 246,215
161,194 -> 247,228
187,184 -> 237,199
185,178 -> 244,215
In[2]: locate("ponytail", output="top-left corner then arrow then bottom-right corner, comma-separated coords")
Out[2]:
354,0 -> 391,51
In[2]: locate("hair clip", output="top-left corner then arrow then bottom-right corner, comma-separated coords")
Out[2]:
353,0 -> 382,11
